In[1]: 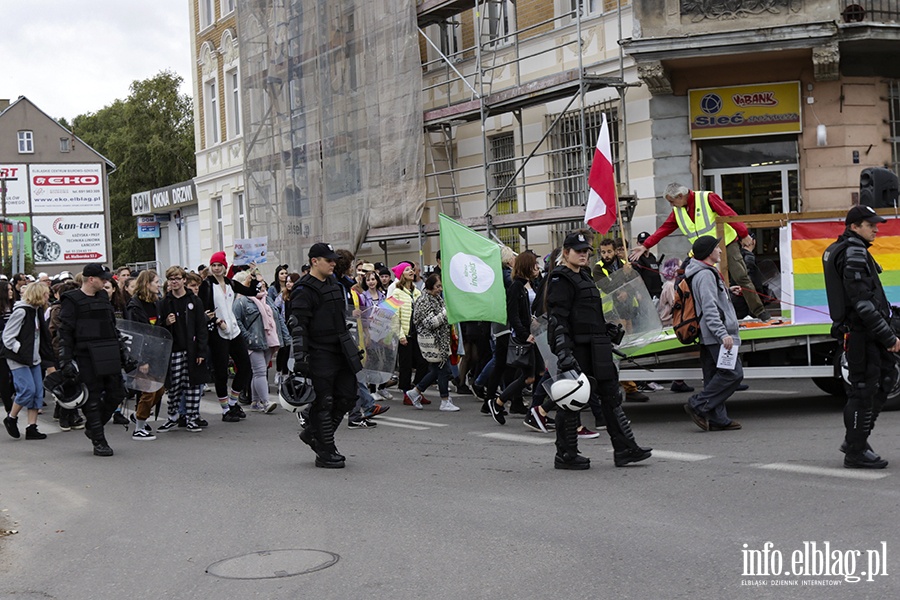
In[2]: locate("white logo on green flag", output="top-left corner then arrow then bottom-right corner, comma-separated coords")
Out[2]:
449,253 -> 495,293
438,213 -> 506,325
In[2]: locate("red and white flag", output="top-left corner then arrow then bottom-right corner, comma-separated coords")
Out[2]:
584,113 -> 618,234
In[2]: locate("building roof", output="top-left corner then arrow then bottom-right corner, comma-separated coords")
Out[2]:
0,96 -> 116,171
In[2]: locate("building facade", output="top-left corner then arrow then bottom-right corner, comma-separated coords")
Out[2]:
624,0 -> 900,261
190,0 -> 247,272
0,97 -> 115,275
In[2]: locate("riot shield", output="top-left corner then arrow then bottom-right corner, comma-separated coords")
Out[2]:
594,265 -> 666,351
355,299 -> 401,385
117,320 -> 173,393
531,316 -> 558,378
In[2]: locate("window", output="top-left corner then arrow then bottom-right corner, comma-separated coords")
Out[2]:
489,133 -> 520,252
59,137 -> 70,153
486,1 -> 515,47
890,80 -> 900,176
547,101 -> 622,245
200,0 -> 215,28
234,192 -> 247,239
225,69 -> 241,138
439,21 -> 461,61
205,79 -> 219,145
222,0 -> 235,17
17,131 -> 33,154
214,197 -> 225,248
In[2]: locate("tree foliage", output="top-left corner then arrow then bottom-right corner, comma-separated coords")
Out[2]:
71,71 -> 195,265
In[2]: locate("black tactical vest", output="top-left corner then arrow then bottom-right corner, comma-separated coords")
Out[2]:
297,274 -> 347,346
554,266 -> 607,343
62,289 -> 118,352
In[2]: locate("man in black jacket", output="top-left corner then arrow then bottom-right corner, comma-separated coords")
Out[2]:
57,264 -> 132,456
823,205 -> 900,469
289,243 -> 360,468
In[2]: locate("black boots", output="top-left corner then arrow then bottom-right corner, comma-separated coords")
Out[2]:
554,411 -> 590,470
84,428 -> 113,457
312,408 -> 345,468
607,406 -> 652,467
844,447 -> 888,469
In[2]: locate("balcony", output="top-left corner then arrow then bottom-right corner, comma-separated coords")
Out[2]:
841,0 -> 900,23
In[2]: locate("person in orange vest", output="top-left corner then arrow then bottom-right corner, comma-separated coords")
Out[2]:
629,182 -> 771,322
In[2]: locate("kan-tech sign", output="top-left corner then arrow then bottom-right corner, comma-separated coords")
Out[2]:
688,81 -> 802,140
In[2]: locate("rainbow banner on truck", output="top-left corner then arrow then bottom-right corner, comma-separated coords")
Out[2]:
791,219 -> 900,324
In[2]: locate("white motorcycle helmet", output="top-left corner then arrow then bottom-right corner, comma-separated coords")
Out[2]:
44,370 -> 89,410
548,370 -> 591,412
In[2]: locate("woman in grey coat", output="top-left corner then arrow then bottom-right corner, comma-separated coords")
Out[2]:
233,271 -> 290,413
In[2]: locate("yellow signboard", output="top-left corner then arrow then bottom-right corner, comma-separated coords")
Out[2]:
688,81 -> 802,140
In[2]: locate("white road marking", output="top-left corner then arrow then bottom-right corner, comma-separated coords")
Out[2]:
753,463 -> 890,480
477,432 -> 555,445
376,416 -> 449,427
735,390 -> 799,395
650,450 -> 713,462
372,421 -> 429,431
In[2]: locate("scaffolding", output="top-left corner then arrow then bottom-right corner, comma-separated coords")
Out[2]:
237,0 -> 637,264
368,0 -> 638,256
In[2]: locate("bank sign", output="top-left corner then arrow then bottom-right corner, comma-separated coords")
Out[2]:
688,81 -> 802,140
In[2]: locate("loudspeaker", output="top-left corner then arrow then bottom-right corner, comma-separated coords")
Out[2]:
859,167 -> 899,208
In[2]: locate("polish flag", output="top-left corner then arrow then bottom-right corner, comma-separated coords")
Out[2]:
584,113 -> 618,234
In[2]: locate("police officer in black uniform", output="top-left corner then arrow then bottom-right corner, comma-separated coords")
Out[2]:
289,243 -> 359,469
546,230 -> 652,470
823,206 -> 900,469
57,264 -> 133,457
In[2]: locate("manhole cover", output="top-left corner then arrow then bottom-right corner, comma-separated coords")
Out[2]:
206,549 -> 339,580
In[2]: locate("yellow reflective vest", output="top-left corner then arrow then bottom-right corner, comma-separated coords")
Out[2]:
672,191 -> 737,245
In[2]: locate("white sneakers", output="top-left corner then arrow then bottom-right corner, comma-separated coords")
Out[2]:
440,398 -> 460,412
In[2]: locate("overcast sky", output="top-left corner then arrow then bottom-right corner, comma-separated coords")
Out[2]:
0,0 -> 193,122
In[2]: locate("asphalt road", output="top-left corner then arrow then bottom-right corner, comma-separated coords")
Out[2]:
1,378 -> 898,600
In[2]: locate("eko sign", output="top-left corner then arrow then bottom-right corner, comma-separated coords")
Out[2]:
132,180 -> 197,216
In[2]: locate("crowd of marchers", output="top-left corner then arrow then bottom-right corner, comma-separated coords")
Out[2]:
2,183 -> 894,471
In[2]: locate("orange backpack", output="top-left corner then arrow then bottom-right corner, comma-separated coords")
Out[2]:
672,273 -> 701,345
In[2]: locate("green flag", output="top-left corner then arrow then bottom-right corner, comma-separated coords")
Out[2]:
439,213 -> 506,325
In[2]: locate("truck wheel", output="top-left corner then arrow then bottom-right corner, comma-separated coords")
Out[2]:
812,376 -> 846,398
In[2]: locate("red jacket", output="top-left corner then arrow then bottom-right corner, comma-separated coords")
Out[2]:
641,190 -> 749,250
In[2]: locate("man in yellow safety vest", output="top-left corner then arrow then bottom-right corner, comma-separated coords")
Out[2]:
628,182 -> 771,322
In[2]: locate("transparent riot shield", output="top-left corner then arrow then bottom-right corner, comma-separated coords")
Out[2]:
531,316 -> 558,378
117,320 -> 173,393
594,265 -> 666,351
355,299 -> 401,385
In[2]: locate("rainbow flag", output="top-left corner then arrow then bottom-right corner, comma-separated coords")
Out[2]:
791,219 -> 900,324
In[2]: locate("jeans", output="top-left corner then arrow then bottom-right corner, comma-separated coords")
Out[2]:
11,364 -> 43,409
689,343 -> 743,426
350,381 -> 376,420
416,361 -> 452,398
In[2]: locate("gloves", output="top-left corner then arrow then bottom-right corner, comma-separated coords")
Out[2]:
122,357 -> 139,374
557,350 -> 579,374
293,353 -> 310,377
606,323 -> 625,346
61,360 -> 79,380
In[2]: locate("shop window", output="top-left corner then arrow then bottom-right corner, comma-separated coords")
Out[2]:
17,131 -> 33,154
489,133 -> 519,252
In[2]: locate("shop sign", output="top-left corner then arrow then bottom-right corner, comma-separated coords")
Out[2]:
132,180 -> 197,215
137,216 -> 160,239
29,164 -> 104,213
688,81 -> 802,140
0,165 -> 29,213
31,214 -> 107,264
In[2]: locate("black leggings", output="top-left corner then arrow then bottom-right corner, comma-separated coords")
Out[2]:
208,332 -> 251,398
0,359 -> 13,413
